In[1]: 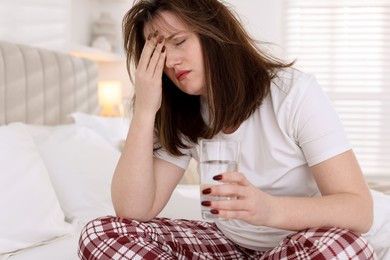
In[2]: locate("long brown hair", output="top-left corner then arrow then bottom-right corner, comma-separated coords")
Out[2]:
123,0 -> 293,156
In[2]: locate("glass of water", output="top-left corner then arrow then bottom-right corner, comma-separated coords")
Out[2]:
199,139 -> 240,220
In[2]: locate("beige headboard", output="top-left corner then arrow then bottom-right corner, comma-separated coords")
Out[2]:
0,41 -> 99,125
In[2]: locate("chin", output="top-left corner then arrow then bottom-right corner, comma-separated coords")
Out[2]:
179,84 -> 204,96
182,88 -> 202,96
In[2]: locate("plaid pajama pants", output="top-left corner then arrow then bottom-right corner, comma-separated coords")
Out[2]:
78,216 -> 377,260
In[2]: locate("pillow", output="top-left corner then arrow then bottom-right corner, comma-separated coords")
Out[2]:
70,112 -> 130,150
363,190 -> 390,259
26,124 -> 119,227
158,184 -> 202,221
0,123 -> 73,254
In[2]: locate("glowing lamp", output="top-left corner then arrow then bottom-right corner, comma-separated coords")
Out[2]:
98,81 -> 123,117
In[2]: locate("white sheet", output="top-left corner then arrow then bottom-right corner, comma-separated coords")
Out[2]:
2,234 -> 79,260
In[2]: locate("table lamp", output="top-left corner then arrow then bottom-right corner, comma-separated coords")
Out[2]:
98,81 -> 123,117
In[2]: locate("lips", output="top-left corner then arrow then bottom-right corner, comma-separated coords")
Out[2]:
175,70 -> 191,81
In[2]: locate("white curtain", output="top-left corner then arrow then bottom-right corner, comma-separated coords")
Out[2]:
284,0 -> 390,178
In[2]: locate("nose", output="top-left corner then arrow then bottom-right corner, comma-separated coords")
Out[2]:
164,49 -> 181,69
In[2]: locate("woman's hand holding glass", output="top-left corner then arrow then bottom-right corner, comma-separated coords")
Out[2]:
134,31 -> 166,115
201,172 -> 274,226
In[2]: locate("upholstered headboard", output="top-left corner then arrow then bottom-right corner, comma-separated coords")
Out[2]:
0,41 -> 99,125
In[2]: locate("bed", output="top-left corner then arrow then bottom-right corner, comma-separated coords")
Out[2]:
1,41 -> 389,259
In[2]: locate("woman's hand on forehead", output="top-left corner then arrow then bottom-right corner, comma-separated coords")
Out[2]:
134,29 -> 166,114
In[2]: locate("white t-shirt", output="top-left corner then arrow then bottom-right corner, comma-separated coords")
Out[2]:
155,68 -> 351,250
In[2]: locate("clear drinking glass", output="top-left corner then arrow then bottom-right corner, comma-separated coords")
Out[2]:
199,139 -> 240,220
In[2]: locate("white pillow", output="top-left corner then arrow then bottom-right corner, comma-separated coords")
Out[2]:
0,123 -> 73,254
70,112 -> 130,150
158,185 -> 203,221
26,124 -> 119,227
363,190 -> 390,260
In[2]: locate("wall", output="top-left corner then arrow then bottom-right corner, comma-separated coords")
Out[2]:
226,0 -> 285,58
69,0 -> 285,55
0,0 -> 71,51
71,0 -> 133,98
70,0 -> 98,47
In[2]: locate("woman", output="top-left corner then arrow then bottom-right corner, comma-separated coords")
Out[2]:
78,0 -> 376,259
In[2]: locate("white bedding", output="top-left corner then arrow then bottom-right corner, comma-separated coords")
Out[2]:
2,234 -> 80,260
0,121 -> 120,259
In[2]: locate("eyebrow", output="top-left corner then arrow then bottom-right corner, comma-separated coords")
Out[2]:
166,31 -> 186,41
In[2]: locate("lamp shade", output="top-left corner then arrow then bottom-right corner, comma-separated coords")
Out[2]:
98,81 -> 123,117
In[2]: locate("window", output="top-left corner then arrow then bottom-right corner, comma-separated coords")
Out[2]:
284,0 -> 390,179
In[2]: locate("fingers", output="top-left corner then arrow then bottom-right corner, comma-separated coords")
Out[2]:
201,172 -> 250,200
200,182 -> 247,214
147,34 -> 165,76
138,31 -> 166,73
150,39 -> 166,78
213,172 -> 251,186
201,190 -> 254,221
200,173 -> 258,221
138,31 -> 157,70
213,209 -> 250,220
201,197 -> 252,221
203,199 -> 245,211
203,183 -> 243,198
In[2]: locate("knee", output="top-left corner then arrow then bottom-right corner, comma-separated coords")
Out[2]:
78,216 -> 141,259
79,215 -> 141,242
293,227 -> 376,259
273,227 -> 377,259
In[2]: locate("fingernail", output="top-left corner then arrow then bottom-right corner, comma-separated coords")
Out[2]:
153,30 -> 159,37
202,188 -> 211,194
213,175 -> 222,181
158,36 -> 164,43
147,33 -> 152,41
210,209 -> 219,214
201,201 -> 211,206
161,46 -> 166,53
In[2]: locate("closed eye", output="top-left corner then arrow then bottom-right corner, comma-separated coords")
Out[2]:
176,39 -> 186,46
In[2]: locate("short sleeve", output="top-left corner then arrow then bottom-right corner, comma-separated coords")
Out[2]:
154,146 -> 192,170
290,75 -> 351,166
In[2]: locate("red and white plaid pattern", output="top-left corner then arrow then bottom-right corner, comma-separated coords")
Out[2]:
78,216 -> 376,260
262,227 -> 377,260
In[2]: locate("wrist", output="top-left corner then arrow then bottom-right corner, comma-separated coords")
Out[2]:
132,107 -> 156,124
261,194 -> 282,228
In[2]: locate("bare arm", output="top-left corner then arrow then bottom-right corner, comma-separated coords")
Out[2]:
268,150 -> 373,233
206,150 -> 373,234
111,111 -> 184,221
111,32 -> 184,221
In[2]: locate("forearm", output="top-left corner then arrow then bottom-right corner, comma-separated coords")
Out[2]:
111,110 -> 157,220
267,192 -> 373,234
111,31 -> 169,220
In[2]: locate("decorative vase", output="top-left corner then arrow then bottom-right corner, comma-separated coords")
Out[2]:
91,12 -> 118,51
